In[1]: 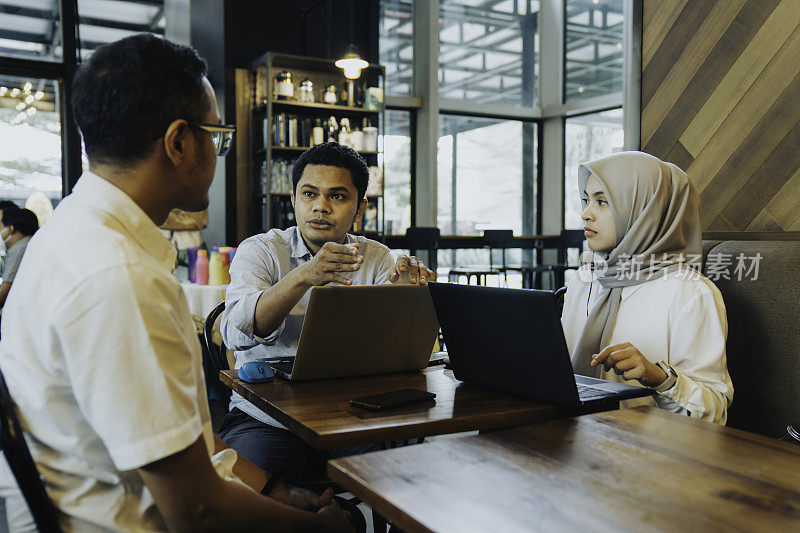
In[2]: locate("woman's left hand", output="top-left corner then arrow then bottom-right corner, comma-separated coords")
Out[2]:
591,342 -> 667,387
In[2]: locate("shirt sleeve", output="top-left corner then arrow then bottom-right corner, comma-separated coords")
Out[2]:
1,243 -> 24,283
220,238 -> 284,350
660,281 -> 733,424
372,247 -> 397,285
53,265 -> 205,471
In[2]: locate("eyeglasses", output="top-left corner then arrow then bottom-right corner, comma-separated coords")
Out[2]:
187,122 -> 236,157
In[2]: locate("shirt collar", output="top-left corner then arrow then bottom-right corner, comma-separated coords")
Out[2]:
72,171 -> 177,270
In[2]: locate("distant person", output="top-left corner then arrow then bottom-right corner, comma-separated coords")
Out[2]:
561,151 -> 732,424
0,208 -> 37,311
0,200 -> 19,257
0,34 -> 353,532
24,191 -> 54,227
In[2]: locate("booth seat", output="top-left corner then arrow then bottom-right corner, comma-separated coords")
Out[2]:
702,239 -> 800,438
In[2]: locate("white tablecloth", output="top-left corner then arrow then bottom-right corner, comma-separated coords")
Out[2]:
180,281 -> 227,320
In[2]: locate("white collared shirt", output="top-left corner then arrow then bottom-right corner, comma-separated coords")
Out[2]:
0,171 -> 214,531
561,266 -> 733,424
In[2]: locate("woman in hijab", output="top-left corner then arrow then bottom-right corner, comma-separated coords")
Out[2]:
561,151 -> 733,424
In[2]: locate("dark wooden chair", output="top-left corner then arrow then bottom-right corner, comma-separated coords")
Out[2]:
0,368 -> 62,532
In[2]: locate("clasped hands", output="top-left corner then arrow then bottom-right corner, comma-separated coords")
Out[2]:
300,242 -> 436,286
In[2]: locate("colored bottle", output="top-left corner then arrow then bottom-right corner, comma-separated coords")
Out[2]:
195,249 -> 209,285
209,251 -> 226,286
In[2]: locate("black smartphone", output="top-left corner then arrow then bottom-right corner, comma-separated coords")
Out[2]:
350,389 -> 436,410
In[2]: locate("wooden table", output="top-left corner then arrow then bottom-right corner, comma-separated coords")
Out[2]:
220,367 -> 618,449
328,407 -> 800,532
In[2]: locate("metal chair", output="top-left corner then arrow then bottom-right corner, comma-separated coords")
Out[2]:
448,230 -> 513,286
0,368 -> 63,533
404,227 -> 441,273
202,301 -> 231,431
527,229 -> 585,289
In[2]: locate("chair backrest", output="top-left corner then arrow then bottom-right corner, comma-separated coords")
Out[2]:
704,240 -> 800,438
202,301 -> 231,404
0,368 -> 63,533
482,229 -> 514,248
483,230 -> 514,270
405,227 -> 440,250
405,227 -> 441,271
559,229 -> 585,248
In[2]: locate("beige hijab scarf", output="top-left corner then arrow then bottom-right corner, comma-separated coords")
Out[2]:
571,151 -> 702,377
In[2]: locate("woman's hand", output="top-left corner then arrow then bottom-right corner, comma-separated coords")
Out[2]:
591,342 -> 667,387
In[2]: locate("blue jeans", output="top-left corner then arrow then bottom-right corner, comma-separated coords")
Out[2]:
217,408 -> 381,484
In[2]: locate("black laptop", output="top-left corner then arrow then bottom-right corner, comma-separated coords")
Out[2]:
427,282 -> 652,407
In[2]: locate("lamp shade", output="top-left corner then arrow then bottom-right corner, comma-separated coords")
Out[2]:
335,45 -> 369,79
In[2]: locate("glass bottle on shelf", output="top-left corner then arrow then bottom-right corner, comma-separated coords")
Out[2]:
323,84 -> 337,104
326,117 -> 338,143
338,118 -> 351,148
312,118 -> 324,146
270,160 -> 281,193
260,161 -> 268,196
274,71 -> 293,100
298,79 -> 314,103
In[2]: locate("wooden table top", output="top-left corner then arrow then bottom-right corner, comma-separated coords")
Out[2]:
328,407 -> 800,533
220,367 -> 617,449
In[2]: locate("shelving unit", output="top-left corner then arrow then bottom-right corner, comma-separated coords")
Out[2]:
250,52 -> 385,237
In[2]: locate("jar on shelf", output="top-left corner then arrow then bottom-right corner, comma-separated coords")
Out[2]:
298,79 -> 314,103
323,84 -> 337,104
274,71 -> 293,100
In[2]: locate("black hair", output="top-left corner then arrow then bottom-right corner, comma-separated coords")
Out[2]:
2,208 -> 38,237
0,201 -> 19,213
292,142 -> 369,201
72,33 -> 209,166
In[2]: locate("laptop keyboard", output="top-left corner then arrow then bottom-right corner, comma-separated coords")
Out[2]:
576,384 -> 610,400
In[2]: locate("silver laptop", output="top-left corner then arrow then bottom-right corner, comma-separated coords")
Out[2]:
268,284 -> 439,381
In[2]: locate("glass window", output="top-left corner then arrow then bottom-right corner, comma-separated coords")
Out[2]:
0,1 -> 62,61
564,108 -> 623,229
381,109 -> 412,235
439,0 -> 539,107
564,0 -> 624,102
438,115 -> 536,237
379,0 -> 413,96
0,75 -> 61,224
77,0 -> 166,59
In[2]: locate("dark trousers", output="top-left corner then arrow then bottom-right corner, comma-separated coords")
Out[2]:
217,408 -> 381,484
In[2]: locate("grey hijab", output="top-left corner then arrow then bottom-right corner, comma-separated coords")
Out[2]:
571,151 -> 702,377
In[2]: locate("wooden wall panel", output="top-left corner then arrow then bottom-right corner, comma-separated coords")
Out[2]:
642,0 -> 800,231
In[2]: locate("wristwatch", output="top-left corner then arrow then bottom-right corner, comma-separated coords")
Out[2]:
652,360 -> 678,392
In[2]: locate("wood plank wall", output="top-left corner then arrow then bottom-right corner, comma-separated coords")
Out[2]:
641,0 -> 800,231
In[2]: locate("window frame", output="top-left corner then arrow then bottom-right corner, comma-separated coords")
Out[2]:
0,0 -> 82,198
378,0 -> 641,235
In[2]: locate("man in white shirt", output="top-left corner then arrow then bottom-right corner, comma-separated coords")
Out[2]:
0,33 -> 352,532
220,142 -> 436,481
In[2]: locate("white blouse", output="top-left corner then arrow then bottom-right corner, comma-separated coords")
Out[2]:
561,265 -> 733,424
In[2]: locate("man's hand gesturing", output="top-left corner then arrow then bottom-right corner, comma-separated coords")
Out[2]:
298,242 -> 364,286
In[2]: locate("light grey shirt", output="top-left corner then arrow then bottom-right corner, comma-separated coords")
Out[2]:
221,226 -> 396,426
1,236 -> 30,284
